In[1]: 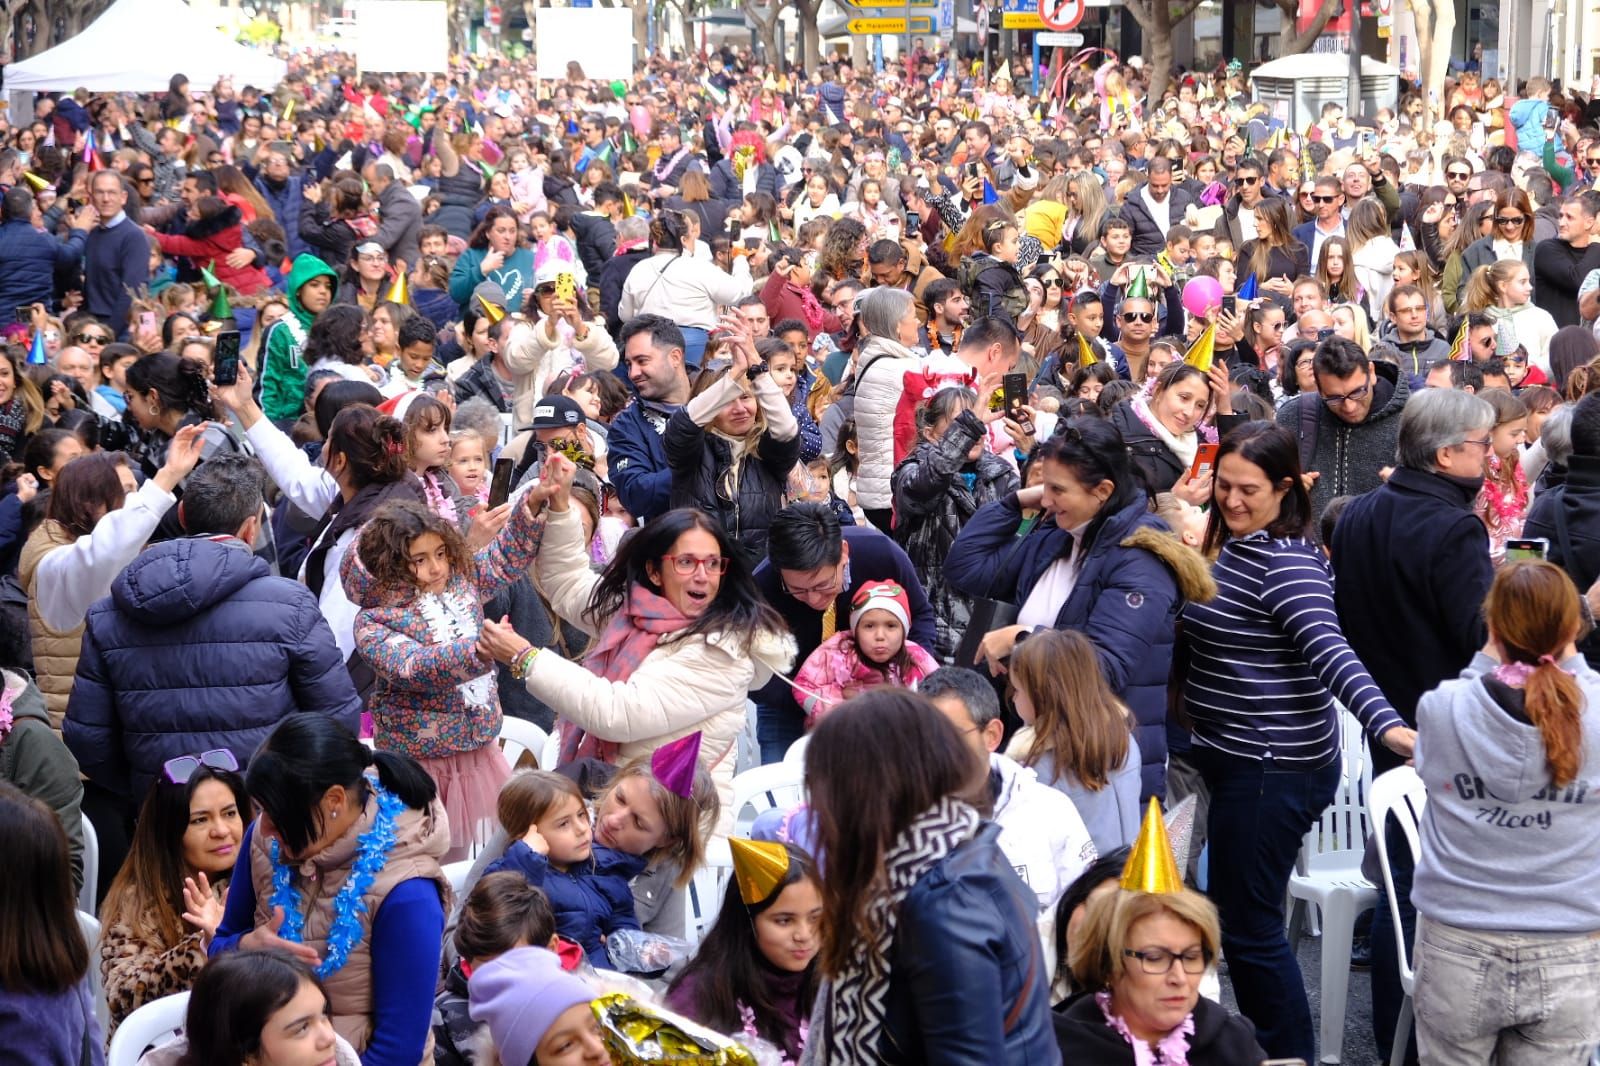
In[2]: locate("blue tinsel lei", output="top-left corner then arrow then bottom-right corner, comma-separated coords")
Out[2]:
268,780 -> 404,980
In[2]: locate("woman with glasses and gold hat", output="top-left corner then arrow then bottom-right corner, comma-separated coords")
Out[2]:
1053,799 -> 1266,1066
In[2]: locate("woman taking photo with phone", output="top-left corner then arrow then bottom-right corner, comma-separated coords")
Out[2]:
1110,361 -> 1241,505
1179,423 -> 1413,1063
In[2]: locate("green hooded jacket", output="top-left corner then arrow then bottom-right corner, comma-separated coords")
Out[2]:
261,254 -> 339,423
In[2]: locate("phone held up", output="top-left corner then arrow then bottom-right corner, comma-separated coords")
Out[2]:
487,457 -> 516,509
211,330 -> 242,387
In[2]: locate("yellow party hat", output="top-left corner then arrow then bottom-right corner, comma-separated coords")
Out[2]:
384,270 -> 410,306
21,171 -> 50,193
476,292 -> 506,325
1183,321 -> 1217,374
1077,331 -> 1098,367
1120,797 -> 1184,894
729,838 -> 790,906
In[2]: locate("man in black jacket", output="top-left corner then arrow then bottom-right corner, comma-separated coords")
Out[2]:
1525,391 -> 1600,670
1329,386 -> 1495,1066
598,216 -> 650,336
1117,158 -> 1194,258
750,504 -> 936,764
569,182 -> 623,279
1533,191 -> 1600,328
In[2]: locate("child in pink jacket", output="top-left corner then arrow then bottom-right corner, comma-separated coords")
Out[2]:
793,580 -> 940,726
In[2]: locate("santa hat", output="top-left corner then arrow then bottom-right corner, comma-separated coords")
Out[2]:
850,580 -> 910,633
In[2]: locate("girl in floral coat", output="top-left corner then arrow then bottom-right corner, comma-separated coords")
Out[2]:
341,466 -> 560,859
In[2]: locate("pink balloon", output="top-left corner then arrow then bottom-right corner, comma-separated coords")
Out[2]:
1182,276 -> 1223,320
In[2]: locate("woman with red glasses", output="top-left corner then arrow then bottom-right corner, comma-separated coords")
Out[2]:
477,453 -> 794,837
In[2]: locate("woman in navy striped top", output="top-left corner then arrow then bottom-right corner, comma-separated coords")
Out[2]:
1179,423 -> 1414,1064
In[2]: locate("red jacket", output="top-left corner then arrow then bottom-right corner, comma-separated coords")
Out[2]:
760,271 -> 843,337
152,205 -> 271,294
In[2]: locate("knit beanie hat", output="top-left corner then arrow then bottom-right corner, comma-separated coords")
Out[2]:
851,580 -> 911,633
467,947 -> 595,1066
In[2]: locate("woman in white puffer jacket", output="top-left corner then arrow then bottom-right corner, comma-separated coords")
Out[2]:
849,286 -> 923,531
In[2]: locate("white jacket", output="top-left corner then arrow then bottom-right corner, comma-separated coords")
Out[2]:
1352,236 -> 1400,323
526,506 -> 795,834
991,752 -> 1097,985
851,336 -> 919,510
502,316 -> 621,430
31,478 -> 175,633
618,251 -> 753,330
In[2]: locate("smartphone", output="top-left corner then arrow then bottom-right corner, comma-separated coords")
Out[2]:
1316,327 -> 1336,341
1189,441 -> 1220,481
1222,295 -> 1237,316
742,236 -> 761,250
1002,372 -> 1033,433
1505,537 -> 1550,562
14,305 -> 31,325
486,456 -> 515,509
211,330 -> 241,386
966,161 -> 981,181
905,209 -> 921,231
554,272 -> 576,305
139,310 -> 157,333
1544,109 -> 1560,131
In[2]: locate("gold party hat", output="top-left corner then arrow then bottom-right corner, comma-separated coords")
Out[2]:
1120,798 -> 1184,894
476,292 -> 506,325
1076,331 -> 1098,367
21,171 -> 50,193
384,270 -> 410,306
1183,321 -> 1217,374
729,838 -> 790,905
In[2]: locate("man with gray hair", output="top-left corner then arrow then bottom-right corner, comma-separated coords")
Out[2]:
599,215 -> 653,336
921,667 -> 1096,933
364,160 -> 422,268
1327,386 -> 1494,1064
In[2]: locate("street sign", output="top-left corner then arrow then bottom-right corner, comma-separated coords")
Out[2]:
848,15 -> 934,33
1035,29 -> 1084,45
939,0 -> 955,41
1038,0 -> 1084,30
1002,11 -> 1044,27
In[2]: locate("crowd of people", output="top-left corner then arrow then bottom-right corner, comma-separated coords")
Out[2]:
0,37 -> 1598,1066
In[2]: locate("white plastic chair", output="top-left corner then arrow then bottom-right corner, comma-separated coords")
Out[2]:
782,734 -> 809,769
79,816 -> 99,916
1287,713 -> 1379,1063
540,729 -> 563,771
107,990 -> 189,1066
442,858 -> 476,902
729,762 -> 804,838
682,839 -> 733,947
76,910 -> 108,1034
1368,766 -> 1427,1066
497,716 -> 550,770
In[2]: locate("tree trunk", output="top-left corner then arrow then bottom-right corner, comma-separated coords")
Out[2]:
1409,0 -> 1453,121
1125,0 -> 1201,100
1277,0 -> 1339,53
795,0 -> 822,70
632,0 -> 649,58
746,1 -> 784,65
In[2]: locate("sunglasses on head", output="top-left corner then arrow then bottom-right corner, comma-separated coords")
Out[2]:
163,748 -> 238,786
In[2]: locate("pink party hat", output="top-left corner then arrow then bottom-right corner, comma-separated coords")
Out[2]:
650,732 -> 702,797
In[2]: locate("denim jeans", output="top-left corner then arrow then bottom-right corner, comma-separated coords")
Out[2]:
1414,917 -> 1600,1066
1192,747 -> 1339,1063
756,700 -> 805,765
679,326 -> 709,369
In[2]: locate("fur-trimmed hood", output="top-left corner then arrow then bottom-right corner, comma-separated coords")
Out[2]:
1120,525 -> 1217,604
183,203 -> 245,240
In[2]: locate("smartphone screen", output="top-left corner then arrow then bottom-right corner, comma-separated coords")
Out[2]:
139,311 -> 157,333
1189,442 -> 1220,481
1002,372 -> 1032,432
1222,295 -> 1237,316
212,330 -> 242,386
905,210 -> 921,231
487,457 -> 515,509
1504,538 -> 1549,562
742,236 -> 761,250
14,305 -> 31,325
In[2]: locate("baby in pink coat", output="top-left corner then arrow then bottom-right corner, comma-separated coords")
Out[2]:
793,580 -> 940,726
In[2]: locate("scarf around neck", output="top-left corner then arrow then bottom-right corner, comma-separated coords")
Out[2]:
558,583 -> 693,764
1097,990 -> 1195,1066
809,796 -> 981,1065
1131,394 -> 1199,470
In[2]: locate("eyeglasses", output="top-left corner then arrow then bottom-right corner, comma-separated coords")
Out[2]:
662,553 -> 728,576
780,565 -> 844,599
163,748 -> 239,785
1460,437 -> 1493,450
1322,380 -> 1373,408
1123,947 -> 1209,975
1234,176 -> 1259,186
135,176 -> 155,185
1447,169 -> 1472,180
1495,215 -> 1525,226
1122,311 -> 1155,323
1587,158 -> 1600,167
534,282 -> 557,296
1311,194 -> 1338,204
75,332 -> 111,345
1392,304 -> 1427,315
1043,278 -> 1064,288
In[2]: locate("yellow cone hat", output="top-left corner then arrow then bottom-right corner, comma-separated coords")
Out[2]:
1183,321 -> 1217,374
21,171 -> 50,193
476,293 -> 506,325
1120,798 -> 1184,894
384,270 -> 410,306
1076,331 -> 1098,368
729,838 -> 790,906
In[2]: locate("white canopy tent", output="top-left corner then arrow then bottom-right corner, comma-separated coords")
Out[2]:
3,0 -> 286,93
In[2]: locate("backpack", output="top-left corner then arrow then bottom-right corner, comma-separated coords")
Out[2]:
957,254 -> 1029,324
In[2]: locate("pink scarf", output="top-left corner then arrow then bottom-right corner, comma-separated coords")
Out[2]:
558,584 -> 692,764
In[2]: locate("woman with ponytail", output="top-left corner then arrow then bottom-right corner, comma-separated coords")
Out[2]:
619,209 -> 754,368
203,713 -> 450,1066
1411,560 -> 1600,1063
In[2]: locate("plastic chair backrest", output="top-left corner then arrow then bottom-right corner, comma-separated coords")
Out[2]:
79,817 -> 99,916
442,859 -> 476,901
782,734 -> 809,768
76,910 -> 107,1034
1302,712 -> 1374,870
540,729 -> 563,772
106,990 -> 190,1066
729,762 -> 805,836
1367,766 -> 1427,987
497,716 -> 550,771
